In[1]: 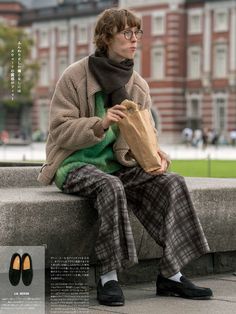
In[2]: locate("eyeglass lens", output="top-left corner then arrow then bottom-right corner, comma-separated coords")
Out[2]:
124,30 -> 143,40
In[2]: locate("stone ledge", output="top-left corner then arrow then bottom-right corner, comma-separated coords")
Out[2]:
0,168 -> 236,271
0,167 -> 41,188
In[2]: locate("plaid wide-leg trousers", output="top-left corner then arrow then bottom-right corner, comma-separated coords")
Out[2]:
62,164 -> 210,277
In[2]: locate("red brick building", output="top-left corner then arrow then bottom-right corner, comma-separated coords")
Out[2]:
1,0 -> 236,143
0,1 -> 24,26
122,0 -> 236,142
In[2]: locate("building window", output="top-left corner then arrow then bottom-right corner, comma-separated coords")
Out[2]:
188,48 -> 201,79
189,99 -> 200,118
214,98 -> 227,132
40,59 -> 49,86
214,45 -> 227,78
39,30 -> 49,48
152,13 -> 165,35
187,98 -> 201,129
151,48 -> 165,79
188,13 -> 202,34
58,57 -> 68,77
78,25 -> 88,44
59,28 -> 68,46
214,10 -> 228,32
133,50 -> 141,74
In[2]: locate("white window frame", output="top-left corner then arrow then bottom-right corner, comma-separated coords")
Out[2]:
39,59 -> 49,86
39,29 -> 49,48
151,47 -> 165,80
214,9 -> 229,32
77,24 -> 88,44
58,28 -> 68,46
152,12 -> 165,36
188,47 -> 201,79
214,44 -> 228,78
188,10 -> 202,34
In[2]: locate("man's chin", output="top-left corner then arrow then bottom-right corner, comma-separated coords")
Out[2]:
127,54 -> 135,60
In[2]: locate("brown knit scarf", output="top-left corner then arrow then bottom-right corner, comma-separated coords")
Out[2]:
88,49 -> 134,107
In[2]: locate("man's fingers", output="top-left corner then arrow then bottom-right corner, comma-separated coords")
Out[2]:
109,109 -> 126,118
150,169 -> 164,175
113,104 -> 126,110
107,112 -> 126,122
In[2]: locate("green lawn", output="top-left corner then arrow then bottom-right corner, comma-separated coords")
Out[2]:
169,160 -> 236,178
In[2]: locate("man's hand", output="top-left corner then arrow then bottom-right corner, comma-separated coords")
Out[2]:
159,156 -> 168,173
102,104 -> 127,130
159,150 -> 169,171
150,150 -> 171,175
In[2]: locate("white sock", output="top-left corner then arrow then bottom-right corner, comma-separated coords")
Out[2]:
168,271 -> 183,283
100,270 -> 118,286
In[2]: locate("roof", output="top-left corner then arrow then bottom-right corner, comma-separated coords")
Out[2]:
18,0 -> 118,25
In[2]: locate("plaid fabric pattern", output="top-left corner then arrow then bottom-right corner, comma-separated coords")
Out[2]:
62,165 -> 210,277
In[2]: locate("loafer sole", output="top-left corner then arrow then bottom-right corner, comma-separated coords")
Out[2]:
156,289 -> 213,300
98,299 -> 125,306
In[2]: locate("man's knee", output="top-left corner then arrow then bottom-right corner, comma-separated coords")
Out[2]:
100,175 -> 124,194
163,173 -> 186,192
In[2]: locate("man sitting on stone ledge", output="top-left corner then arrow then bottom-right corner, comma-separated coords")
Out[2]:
38,7 -> 213,306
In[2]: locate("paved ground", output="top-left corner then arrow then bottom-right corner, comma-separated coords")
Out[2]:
86,273 -> 236,314
1,143 -> 236,161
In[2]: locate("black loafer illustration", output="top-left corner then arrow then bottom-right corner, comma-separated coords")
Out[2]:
22,253 -> 33,286
9,253 -> 21,286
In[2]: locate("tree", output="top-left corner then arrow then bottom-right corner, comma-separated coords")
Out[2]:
0,22 -> 39,109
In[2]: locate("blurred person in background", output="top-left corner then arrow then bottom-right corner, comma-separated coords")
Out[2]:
0,130 -> 9,145
230,129 -> 236,146
182,127 -> 193,147
192,129 -> 202,148
211,129 -> 219,147
202,128 -> 208,150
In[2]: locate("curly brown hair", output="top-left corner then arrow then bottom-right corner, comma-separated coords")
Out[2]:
93,8 -> 141,54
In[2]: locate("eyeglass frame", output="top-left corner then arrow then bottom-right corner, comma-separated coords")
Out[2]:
119,29 -> 144,40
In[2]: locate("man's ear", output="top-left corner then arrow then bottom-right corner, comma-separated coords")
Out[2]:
101,35 -> 111,52
103,36 -> 112,47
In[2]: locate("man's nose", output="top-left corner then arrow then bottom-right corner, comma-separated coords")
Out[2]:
131,32 -> 138,41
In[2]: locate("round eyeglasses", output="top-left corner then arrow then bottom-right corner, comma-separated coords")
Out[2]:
121,29 -> 143,40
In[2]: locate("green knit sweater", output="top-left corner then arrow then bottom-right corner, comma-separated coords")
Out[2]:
54,91 -> 123,189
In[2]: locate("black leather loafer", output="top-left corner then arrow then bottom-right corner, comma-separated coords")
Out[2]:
22,253 -> 33,286
97,280 -> 125,306
156,274 -> 213,300
9,253 -> 21,286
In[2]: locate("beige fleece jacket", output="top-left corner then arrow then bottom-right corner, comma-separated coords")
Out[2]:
37,56 -> 161,185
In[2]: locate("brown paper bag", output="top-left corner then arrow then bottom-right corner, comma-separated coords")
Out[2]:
117,99 -> 162,172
